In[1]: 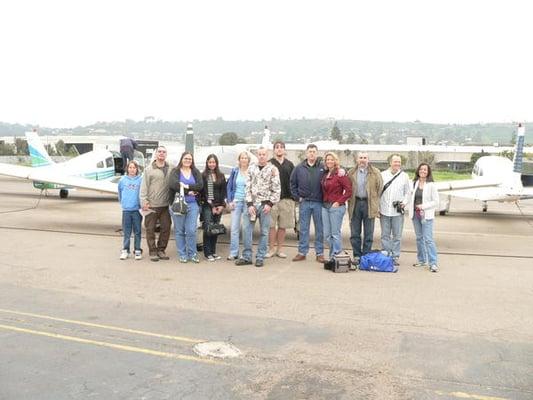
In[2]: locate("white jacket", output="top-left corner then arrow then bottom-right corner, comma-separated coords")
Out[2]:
408,180 -> 439,220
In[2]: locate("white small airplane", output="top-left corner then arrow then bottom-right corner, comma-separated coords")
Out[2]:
437,123 -> 533,214
0,126 -> 255,198
0,131 -> 132,198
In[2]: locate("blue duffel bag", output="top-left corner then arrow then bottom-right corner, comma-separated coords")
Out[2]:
359,252 -> 398,273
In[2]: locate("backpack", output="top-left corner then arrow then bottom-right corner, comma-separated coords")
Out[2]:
359,252 -> 397,273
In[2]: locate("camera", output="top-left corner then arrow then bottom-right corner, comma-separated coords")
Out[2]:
393,201 -> 404,214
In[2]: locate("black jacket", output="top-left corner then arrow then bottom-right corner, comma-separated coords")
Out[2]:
168,167 -> 203,204
200,173 -> 227,207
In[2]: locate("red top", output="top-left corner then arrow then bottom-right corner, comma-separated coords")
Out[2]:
321,170 -> 352,204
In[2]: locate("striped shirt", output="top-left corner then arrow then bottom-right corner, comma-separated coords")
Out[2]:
207,174 -> 215,202
379,169 -> 411,216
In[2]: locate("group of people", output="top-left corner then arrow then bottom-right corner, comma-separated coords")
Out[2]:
118,141 -> 440,272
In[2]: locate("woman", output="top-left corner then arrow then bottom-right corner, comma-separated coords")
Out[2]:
226,151 -> 251,260
168,152 -> 203,263
321,152 -> 352,260
408,163 -> 440,272
201,154 -> 227,261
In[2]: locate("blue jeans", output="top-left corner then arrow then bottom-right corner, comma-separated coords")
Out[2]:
242,204 -> 271,262
380,214 -> 405,259
298,200 -> 324,256
202,204 -> 221,257
322,205 -> 346,259
412,217 -> 438,265
229,201 -> 245,258
171,201 -> 199,259
350,200 -> 375,258
122,210 -> 142,252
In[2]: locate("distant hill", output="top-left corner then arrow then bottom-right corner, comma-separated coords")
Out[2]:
1,119 -> 530,146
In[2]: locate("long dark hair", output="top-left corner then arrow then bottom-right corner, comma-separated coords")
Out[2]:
414,163 -> 434,183
202,154 -> 224,183
177,151 -> 196,170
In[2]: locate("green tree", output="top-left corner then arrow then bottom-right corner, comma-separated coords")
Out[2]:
219,132 -> 246,145
0,142 -> 15,155
499,150 -> 514,160
330,122 -> 342,142
14,138 -> 28,155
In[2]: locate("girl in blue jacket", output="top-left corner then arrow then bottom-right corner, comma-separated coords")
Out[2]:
118,160 -> 143,260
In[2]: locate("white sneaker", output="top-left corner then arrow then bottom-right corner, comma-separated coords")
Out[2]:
134,250 -> 142,260
277,252 -> 287,258
430,265 -> 439,273
120,250 -> 129,260
207,255 -> 216,262
213,254 -> 222,260
265,249 -> 277,258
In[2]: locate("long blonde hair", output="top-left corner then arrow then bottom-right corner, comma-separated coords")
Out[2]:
238,151 -> 250,168
324,152 -> 340,173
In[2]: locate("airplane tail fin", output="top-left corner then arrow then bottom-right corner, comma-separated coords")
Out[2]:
512,123 -> 525,173
25,131 -> 54,167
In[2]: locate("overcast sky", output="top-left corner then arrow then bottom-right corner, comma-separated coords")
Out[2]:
0,0 -> 531,128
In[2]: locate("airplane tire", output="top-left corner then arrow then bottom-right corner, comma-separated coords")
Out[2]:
482,206 -> 488,212
439,210 -> 446,216
59,189 -> 69,199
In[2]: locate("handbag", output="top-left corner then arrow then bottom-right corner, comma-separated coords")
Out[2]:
171,185 -> 188,215
206,222 -> 226,236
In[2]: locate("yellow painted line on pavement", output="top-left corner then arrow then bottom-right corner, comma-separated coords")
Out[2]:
435,390 -> 509,400
0,308 -> 202,343
0,323 -> 224,365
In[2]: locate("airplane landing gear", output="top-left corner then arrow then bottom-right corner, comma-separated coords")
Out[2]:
59,189 -> 69,199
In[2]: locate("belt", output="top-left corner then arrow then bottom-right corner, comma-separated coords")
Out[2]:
355,197 -> 367,201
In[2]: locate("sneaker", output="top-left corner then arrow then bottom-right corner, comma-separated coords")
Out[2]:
412,262 -> 427,268
255,259 -> 264,267
134,250 -> 142,260
190,256 -> 200,264
393,258 -> 400,266
265,250 -> 277,258
235,258 -> 252,266
213,254 -> 222,260
227,255 -> 238,261
179,257 -> 188,263
206,255 -> 216,262
430,265 -> 439,273
120,250 -> 129,260
157,251 -> 170,260
316,255 -> 326,263
277,252 -> 287,258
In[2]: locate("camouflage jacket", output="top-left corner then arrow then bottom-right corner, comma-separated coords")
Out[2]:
245,162 -> 281,207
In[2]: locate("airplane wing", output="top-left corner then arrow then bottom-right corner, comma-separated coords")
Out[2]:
434,177 -> 506,201
0,163 -> 118,194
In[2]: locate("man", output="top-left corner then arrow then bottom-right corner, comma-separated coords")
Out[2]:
266,141 -> 295,259
347,152 -> 383,263
236,147 -> 281,268
379,154 -> 411,266
140,146 -> 171,262
120,136 -> 138,172
290,144 -> 326,263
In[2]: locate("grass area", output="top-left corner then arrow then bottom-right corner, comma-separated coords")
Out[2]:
406,170 -> 471,181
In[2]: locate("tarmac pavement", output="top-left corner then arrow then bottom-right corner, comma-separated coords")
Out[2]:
0,176 -> 532,399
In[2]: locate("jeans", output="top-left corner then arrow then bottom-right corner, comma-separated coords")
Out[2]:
380,214 -> 405,259
122,210 -> 142,252
298,200 -> 324,256
242,204 -> 271,262
121,151 -> 133,172
322,205 -> 346,259
412,217 -> 438,265
229,201 -> 245,258
171,201 -> 199,259
350,200 -> 375,258
202,204 -> 222,257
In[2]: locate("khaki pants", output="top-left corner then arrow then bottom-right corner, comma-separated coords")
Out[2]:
145,206 -> 171,255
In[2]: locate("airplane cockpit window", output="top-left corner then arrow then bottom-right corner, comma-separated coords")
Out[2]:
105,157 -> 114,168
97,161 -> 104,168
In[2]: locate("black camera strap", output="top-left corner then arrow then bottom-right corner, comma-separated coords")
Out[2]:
381,170 -> 402,195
